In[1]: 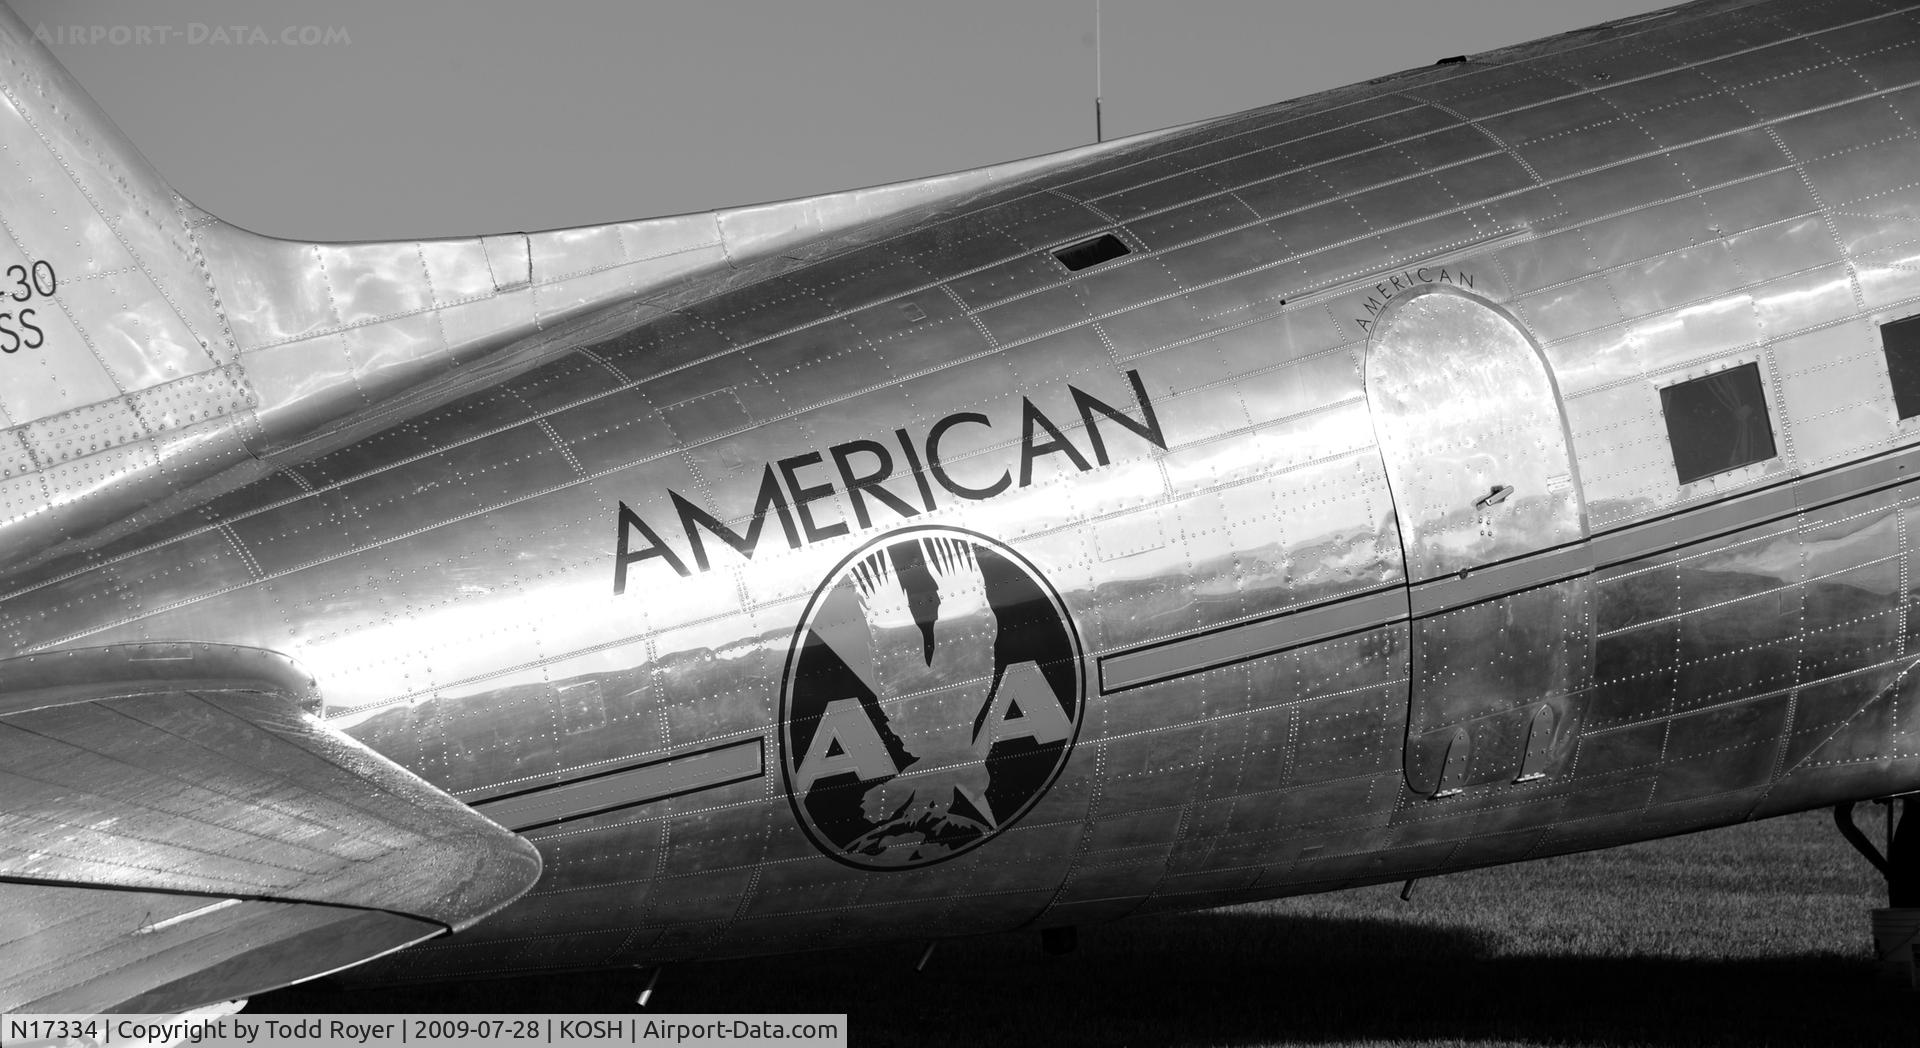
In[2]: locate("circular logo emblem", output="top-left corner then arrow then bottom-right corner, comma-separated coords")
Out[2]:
779,526 -> 1084,870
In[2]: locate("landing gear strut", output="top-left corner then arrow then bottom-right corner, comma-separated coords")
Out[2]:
635,965 -> 663,1007
1837,796 -> 1920,987
1835,797 -> 1920,905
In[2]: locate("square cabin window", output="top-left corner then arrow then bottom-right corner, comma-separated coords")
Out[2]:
1880,314 -> 1920,419
1659,363 -> 1777,485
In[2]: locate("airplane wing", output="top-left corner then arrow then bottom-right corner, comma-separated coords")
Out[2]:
0,644 -> 541,1013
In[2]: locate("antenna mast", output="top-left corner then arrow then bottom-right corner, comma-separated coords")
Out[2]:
1094,0 -> 1104,143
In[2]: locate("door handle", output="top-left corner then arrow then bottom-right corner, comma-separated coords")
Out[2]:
1473,484 -> 1514,509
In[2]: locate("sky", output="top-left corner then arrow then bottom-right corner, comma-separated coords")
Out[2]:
9,0 -> 1677,241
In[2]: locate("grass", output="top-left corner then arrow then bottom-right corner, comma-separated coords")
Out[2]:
260,809 -> 1920,1046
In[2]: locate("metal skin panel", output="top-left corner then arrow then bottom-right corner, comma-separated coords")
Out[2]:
0,644 -> 540,1010
0,645 -> 540,930
1364,289 -> 1589,799
1404,578 -> 1594,798
0,881 -> 440,1014
7,0 -> 1920,1001
0,0 -> 1185,575
1366,288 -> 1586,580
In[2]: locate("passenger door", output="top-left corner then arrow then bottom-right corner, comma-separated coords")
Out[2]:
1365,287 -> 1591,797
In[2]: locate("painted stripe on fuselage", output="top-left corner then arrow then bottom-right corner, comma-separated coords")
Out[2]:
474,737 -> 763,831
1100,587 -> 1411,693
461,443 -> 1920,808
1407,541 -> 1594,617
1096,440 -> 1920,694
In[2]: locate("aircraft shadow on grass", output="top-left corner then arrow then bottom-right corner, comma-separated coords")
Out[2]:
259,909 -> 1916,1047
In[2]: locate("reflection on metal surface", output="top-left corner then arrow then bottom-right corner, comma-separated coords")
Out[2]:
1367,288 -> 1586,581
0,1 -> 1189,575
1407,542 -> 1593,615
1403,578 -> 1593,797
1366,288 -> 1590,798
8,0 -> 1920,1007
0,679 -> 540,927
1473,484 -> 1516,509
0,880 -> 441,1013
1100,588 -> 1408,692
475,738 -> 765,832
1516,702 -> 1558,782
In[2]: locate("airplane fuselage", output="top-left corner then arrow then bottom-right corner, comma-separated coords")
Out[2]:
4,0 -> 1919,988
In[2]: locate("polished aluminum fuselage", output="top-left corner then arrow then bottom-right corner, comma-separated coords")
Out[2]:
6,0 -> 1920,982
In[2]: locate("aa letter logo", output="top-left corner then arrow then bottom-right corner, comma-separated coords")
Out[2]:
781,527 -> 1083,869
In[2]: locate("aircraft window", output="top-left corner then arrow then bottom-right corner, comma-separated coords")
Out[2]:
1880,315 -> 1920,419
1054,233 -> 1130,272
1659,363 -> 1777,484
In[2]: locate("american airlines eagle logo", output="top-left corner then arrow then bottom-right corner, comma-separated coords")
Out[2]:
779,527 -> 1083,869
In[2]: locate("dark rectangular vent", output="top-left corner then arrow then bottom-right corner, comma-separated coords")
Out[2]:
1881,314 -> 1920,419
1054,233 -> 1130,272
1659,362 -> 1777,485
